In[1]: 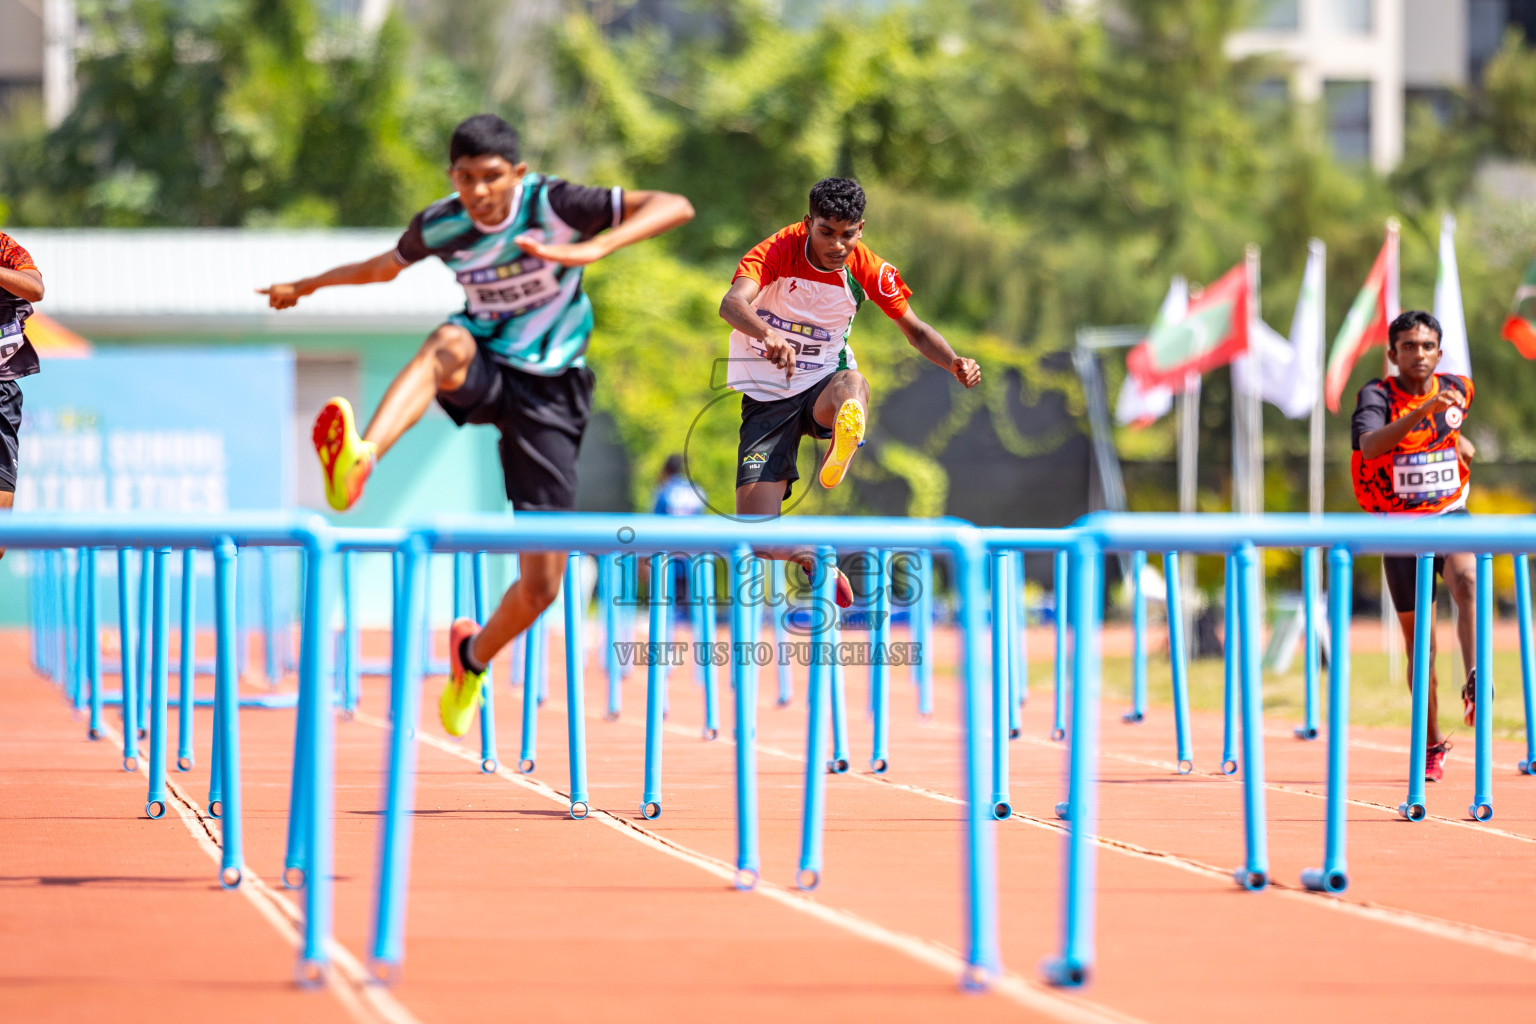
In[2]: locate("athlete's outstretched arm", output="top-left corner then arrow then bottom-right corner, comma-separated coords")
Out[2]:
895,307 -> 981,388
257,250 -> 405,309
516,190 -> 695,268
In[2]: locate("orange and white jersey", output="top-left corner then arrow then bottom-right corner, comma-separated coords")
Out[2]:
727,222 -> 912,400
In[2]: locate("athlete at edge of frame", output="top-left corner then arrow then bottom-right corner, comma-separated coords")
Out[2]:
1350,309 -> 1478,784
717,177 -> 981,607
0,229 -> 45,561
258,113 -> 695,737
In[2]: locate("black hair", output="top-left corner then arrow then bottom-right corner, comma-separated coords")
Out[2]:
449,114 -> 520,165
808,177 -> 866,223
662,453 -> 685,477
1388,310 -> 1442,349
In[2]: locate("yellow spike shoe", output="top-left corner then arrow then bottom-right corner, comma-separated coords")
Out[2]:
439,618 -> 485,737
312,397 -> 377,512
818,398 -> 866,489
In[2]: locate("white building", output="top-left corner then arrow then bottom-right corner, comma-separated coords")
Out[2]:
1229,0 -> 1536,172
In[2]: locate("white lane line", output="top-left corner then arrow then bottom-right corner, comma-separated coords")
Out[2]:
849,769 -> 1536,965
352,710 -> 1146,1024
99,722 -> 421,1024
578,698 -> 1536,966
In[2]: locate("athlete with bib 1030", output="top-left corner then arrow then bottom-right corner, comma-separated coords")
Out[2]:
1351,310 -> 1478,783
258,114 -> 695,737
718,178 -> 981,607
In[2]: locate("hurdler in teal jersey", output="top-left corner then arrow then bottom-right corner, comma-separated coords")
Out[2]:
260,113 -> 695,736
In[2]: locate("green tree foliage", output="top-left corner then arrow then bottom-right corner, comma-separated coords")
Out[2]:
0,0 -> 472,227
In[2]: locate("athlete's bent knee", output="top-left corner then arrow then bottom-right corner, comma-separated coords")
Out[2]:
423,325 -> 476,387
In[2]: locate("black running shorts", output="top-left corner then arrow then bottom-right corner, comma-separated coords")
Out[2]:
0,379 -> 20,492
1381,508 -> 1469,612
736,374 -> 837,501
436,342 -> 594,512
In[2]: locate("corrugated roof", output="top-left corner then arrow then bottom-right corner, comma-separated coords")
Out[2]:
10,229 -> 466,331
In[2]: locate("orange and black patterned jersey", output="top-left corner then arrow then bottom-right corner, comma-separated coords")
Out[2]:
1350,374 -> 1472,514
0,231 -> 40,381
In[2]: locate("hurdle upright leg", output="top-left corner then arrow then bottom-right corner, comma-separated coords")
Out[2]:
518,600 -> 544,774
1007,551 -> 1024,738
1126,549 -> 1147,724
1051,549 -> 1069,742
828,607 -> 851,775
1400,554 -> 1434,820
602,554 -> 623,718
370,535 -> 427,982
797,549 -> 836,890
212,537 -> 243,887
473,552 -> 500,775
145,548 -> 171,820
1515,554 -> 1536,775
1220,555 -> 1240,776
1164,550 -> 1194,773
563,554 -> 589,817
296,530 -> 338,986
1471,553 -> 1495,821
641,552 -> 668,818
117,548 -> 140,771
177,548 -> 196,771
989,551 -> 1011,819
915,550 -> 934,716
955,535 -> 1001,989
699,554 -> 720,740
871,550 -> 891,774
341,549 -> 360,715
136,547 -> 151,732
1296,547 -> 1322,740
86,549 -> 103,740
1046,536 -> 1102,986
1304,545 -> 1354,892
772,558 -> 793,707
730,546 -> 761,888
1232,542 -> 1270,891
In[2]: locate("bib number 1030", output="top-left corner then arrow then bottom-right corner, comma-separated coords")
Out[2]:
1392,448 -> 1459,499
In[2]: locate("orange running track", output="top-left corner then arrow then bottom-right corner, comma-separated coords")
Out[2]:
6,623 -> 1536,1024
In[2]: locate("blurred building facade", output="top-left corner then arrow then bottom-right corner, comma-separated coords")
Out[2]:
1229,0 -> 1536,172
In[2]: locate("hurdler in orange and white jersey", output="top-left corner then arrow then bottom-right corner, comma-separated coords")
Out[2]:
718,177 -> 981,605
1349,310 -> 1480,780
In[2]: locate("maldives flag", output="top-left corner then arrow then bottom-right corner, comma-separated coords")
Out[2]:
1324,228 -> 1398,412
1500,248 -> 1536,358
1125,262 -> 1249,391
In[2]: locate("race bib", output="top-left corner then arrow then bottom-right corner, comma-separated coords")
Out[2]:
459,256 -> 561,319
0,316 -> 24,367
1393,448 -> 1460,500
754,310 -> 833,369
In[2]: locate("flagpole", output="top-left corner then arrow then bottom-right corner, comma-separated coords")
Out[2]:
1247,244 -> 1263,519
1307,238 -> 1327,518
1382,218 -> 1401,682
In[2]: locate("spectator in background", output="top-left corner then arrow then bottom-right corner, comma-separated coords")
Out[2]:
0,230 -> 45,560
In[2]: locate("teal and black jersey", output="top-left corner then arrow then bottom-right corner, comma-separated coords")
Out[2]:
394,173 -> 623,375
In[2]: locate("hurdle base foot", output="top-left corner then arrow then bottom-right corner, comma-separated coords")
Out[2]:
1519,759 -> 1536,776
1470,801 -> 1494,822
1049,727 -> 1066,742
640,801 -> 662,820
1300,866 -> 1348,893
1041,957 -> 1088,988
991,799 -> 1012,821
1121,711 -> 1144,724
295,957 -> 328,989
1220,759 -> 1238,776
1398,800 -> 1427,822
1294,725 -> 1319,741
1054,801 -> 1069,820
1233,867 -> 1268,891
